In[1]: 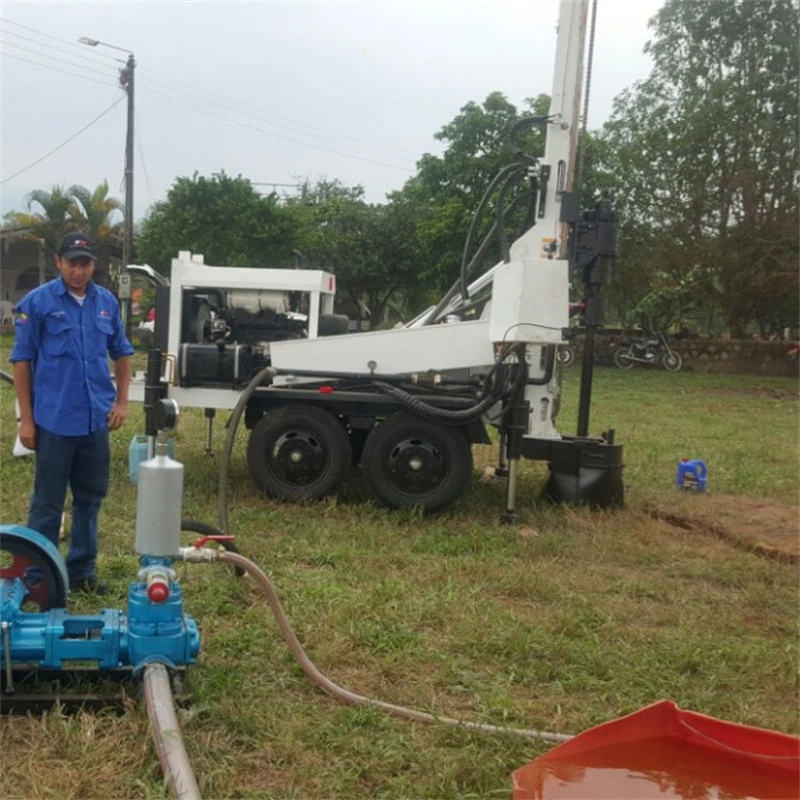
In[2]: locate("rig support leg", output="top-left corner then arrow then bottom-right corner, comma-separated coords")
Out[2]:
204,408 -> 215,457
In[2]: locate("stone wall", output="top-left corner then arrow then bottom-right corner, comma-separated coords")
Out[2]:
570,333 -> 800,377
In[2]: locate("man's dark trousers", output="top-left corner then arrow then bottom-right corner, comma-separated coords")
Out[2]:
27,427 -> 110,583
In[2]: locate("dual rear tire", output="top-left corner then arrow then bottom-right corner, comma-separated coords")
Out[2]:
247,407 -> 472,513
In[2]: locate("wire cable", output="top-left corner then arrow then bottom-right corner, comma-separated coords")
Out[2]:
136,73 -> 417,168
138,67 -> 423,160
0,18 -> 122,62
0,39 -> 119,81
135,110 -> 155,207
134,84 -> 414,172
0,95 -> 125,184
0,51 -> 119,89
2,16 -> 421,172
1,28 -> 123,70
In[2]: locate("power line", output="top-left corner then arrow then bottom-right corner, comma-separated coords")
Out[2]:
2,16 -> 421,165
0,39 -> 120,81
2,15 -> 422,183
137,72 -> 416,167
138,68 -> 423,161
0,96 -> 125,184
0,18 -> 121,62
135,84 -> 414,172
1,51 -> 119,89
2,28 -> 123,70
135,111 -> 155,207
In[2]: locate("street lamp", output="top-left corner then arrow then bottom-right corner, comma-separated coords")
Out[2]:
80,36 -> 135,332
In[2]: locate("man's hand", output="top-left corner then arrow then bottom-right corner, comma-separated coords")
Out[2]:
108,400 -> 129,431
18,417 -> 37,450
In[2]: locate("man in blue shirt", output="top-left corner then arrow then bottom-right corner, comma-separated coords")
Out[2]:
10,232 -> 134,594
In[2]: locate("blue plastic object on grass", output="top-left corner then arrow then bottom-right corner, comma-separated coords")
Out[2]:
128,435 -> 174,484
676,458 -> 707,491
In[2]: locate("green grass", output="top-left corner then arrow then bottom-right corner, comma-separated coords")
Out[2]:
0,353 -> 798,799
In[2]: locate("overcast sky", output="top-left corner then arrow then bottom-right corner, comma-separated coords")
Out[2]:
0,0 -> 662,222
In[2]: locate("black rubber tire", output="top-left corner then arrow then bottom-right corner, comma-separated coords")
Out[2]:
613,347 -> 635,369
661,351 -> 682,372
360,412 -> 472,513
556,346 -> 575,367
247,406 -> 352,501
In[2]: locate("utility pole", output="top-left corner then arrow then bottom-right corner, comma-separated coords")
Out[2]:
79,37 -> 134,334
119,53 -> 135,334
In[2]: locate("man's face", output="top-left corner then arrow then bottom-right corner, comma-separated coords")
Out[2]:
55,255 -> 96,295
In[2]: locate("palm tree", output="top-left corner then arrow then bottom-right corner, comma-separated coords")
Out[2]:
7,185 -> 74,255
68,181 -> 123,249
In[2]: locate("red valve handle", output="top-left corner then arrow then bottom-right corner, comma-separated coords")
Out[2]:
192,535 -> 235,548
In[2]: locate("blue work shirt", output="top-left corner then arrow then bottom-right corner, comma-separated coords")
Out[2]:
10,277 -> 134,436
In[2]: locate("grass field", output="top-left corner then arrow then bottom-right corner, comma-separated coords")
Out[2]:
0,359 -> 798,799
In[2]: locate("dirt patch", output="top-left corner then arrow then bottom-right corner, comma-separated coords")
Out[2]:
647,493 -> 799,564
717,387 -> 799,401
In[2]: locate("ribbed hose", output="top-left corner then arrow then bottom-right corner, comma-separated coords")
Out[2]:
143,663 -> 202,800
217,549 -> 573,744
218,366 -> 274,533
372,380 -> 504,424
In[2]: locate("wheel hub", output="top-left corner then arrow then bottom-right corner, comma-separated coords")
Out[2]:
387,439 -> 446,493
272,431 -> 325,485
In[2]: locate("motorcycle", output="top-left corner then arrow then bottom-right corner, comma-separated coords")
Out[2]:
613,332 -> 682,372
556,303 -> 585,367
556,328 -> 577,367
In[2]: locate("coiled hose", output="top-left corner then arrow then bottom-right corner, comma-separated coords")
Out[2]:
215,549 -> 573,744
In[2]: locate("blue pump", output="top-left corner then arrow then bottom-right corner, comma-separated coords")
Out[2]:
0,525 -> 199,676
0,398 -> 200,686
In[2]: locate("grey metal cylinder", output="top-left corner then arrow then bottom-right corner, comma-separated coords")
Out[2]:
135,447 -> 184,556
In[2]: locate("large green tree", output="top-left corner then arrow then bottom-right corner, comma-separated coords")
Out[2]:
137,172 -> 297,274
390,92 -> 550,294
285,180 -> 421,328
599,0 -> 799,334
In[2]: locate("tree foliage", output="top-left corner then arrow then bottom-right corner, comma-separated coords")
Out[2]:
8,5 -> 796,338
68,181 -> 122,247
285,180 -> 421,328
4,183 -> 121,257
390,92 -> 550,293
599,0 -> 799,334
136,172 -> 296,274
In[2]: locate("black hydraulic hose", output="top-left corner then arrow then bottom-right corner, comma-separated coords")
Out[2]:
215,549 -> 573,744
218,366 -> 274,534
421,187 -> 537,328
527,345 -> 557,386
508,115 -> 550,164
373,381 -> 503,424
494,167 -> 529,264
459,163 -> 529,301
371,345 -> 526,424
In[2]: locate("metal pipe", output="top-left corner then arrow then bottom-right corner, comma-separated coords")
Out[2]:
143,663 -> 202,800
2,622 -> 15,693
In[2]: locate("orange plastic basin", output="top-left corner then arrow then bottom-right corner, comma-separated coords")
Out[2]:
512,701 -> 800,799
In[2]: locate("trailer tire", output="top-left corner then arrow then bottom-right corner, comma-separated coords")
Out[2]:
361,412 -> 472,513
247,406 -> 352,501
